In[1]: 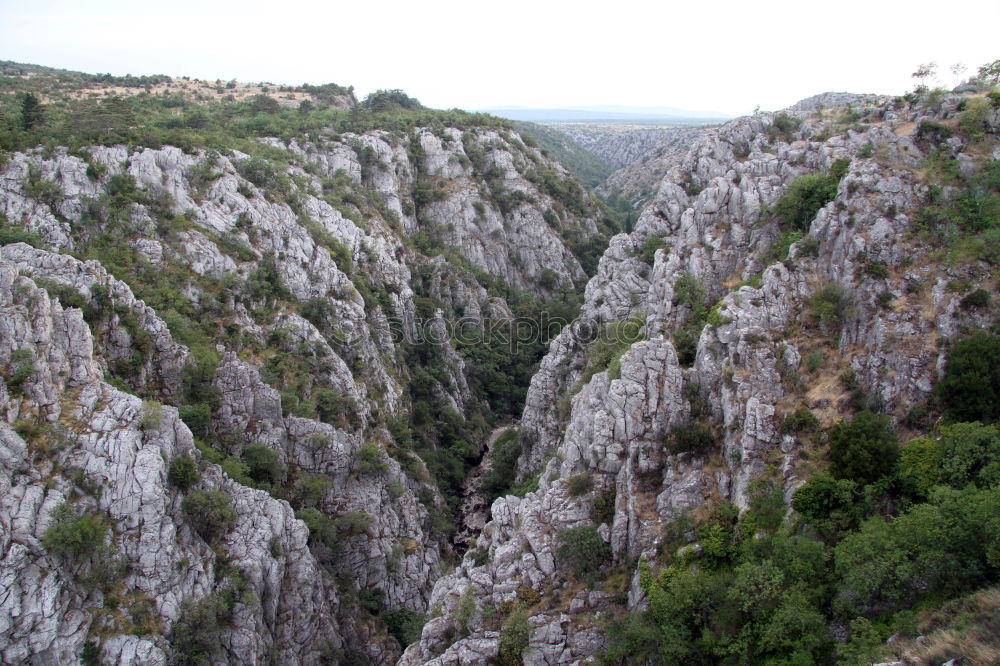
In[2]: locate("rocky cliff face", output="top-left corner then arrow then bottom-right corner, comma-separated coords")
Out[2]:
594,127 -> 705,206
0,251 -> 367,665
2,73 -> 998,665
399,91 -> 1000,663
555,127 -> 680,169
0,115 -> 609,663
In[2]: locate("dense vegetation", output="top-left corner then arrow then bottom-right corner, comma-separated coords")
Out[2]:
0,61 -> 513,155
602,332 -> 1000,665
513,121 -> 615,188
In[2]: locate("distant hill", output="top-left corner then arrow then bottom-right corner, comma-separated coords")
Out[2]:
480,106 -> 733,125
512,121 -> 614,189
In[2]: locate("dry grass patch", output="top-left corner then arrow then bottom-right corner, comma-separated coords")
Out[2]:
874,586 -> 1000,665
805,370 -> 849,427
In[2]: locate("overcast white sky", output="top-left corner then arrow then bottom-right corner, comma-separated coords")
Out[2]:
1,0 -> 997,115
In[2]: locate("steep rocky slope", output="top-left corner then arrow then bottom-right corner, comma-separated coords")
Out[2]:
2,61 -> 1000,665
555,127 -> 681,169
399,90 -> 1000,663
0,94 -> 614,663
594,127 -> 706,207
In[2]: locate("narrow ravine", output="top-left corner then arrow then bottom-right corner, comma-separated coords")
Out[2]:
453,424 -> 517,551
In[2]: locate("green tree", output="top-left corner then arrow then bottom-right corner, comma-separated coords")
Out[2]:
938,332 -> 1000,424
834,486 -> 1000,617
827,411 -> 897,485
20,92 -> 44,131
936,421 -> 1000,489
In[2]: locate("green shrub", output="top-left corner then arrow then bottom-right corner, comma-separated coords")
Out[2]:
591,488 -> 616,525
803,348 -> 824,373
827,411 -> 897,485
743,479 -> 787,532
179,403 -> 212,440
168,455 -> 200,491
936,421 -> 1000,489
808,283 -> 851,328
772,158 -> 849,231
792,473 -> 856,523
467,548 -> 489,567
897,437 -> 940,498
480,428 -> 522,504
81,642 -> 101,666
669,421 -> 715,455
335,510 -> 373,536
838,369 -> 882,413
182,489 -> 236,542
959,98 -> 991,141
779,408 -> 819,434
383,607 -> 426,647
41,503 -> 107,561
355,441 -> 387,476
236,157 -> 289,195
555,524 -> 611,578
170,590 -> 236,665
296,507 -> 337,548
567,473 -> 594,496
917,121 -> 954,144
242,444 -> 282,485
635,234 -> 668,264
583,316 -> 646,381
498,604 -> 531,666
860,258 -> 889,279
292,473 -> 331,508
959,288 -> 990,310
35,278 -> 85,308
768,230 -> 803,262
220,456 -> 251,484
454,586 -> 476,636
140,400 -> 163,429
938,332 -> 1000,423
5,349 -> 37,396
314,388 -> 357,428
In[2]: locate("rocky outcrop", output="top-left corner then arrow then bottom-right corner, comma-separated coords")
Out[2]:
0,243 -> 188,401
402,90 -> 998,663
3,69 -> 996,665
0,260 -> 360,665
557,126 -> 684,169
786,91 -> 887,112
269,126 -> 602,297
0,112 -> 610,662
595,127 -> 706,205
212,352 -> 445,611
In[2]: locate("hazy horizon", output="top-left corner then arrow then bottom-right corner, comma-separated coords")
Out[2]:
1,0 -> 997,115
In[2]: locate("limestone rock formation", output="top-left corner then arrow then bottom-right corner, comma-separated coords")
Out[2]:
401,89 -> 999,663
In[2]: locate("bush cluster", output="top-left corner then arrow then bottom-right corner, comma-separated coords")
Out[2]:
182,489 -> 236,542
772,158 -> 850,231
